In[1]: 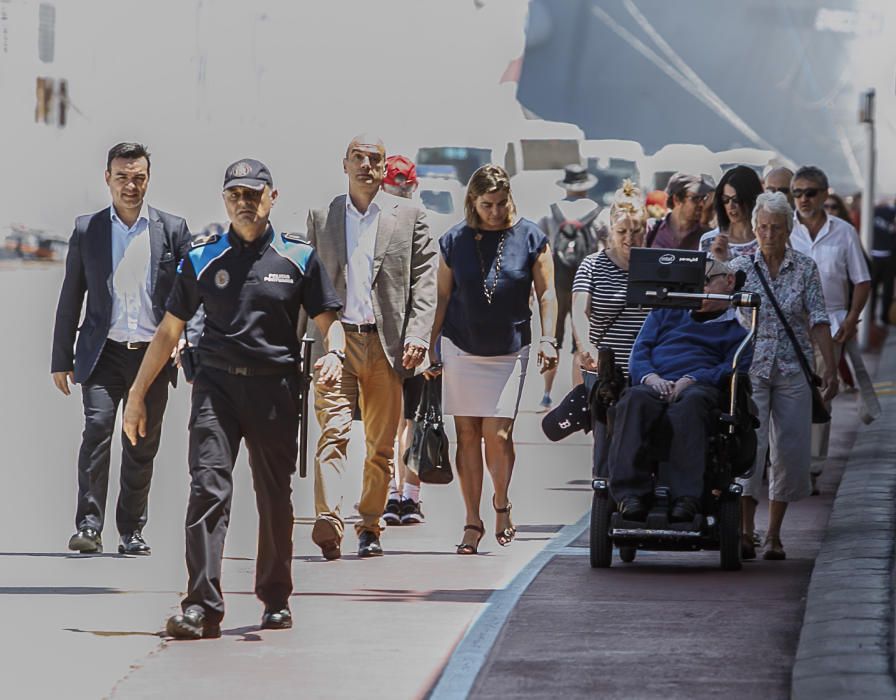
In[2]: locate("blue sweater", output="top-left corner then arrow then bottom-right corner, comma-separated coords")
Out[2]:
629,307 -> 753,387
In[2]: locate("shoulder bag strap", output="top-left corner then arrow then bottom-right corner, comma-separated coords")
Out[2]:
751,258 -> 816,384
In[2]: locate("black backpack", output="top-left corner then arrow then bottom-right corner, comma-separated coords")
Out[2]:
551,203 -> 599,270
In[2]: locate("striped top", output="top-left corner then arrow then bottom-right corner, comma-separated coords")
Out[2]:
572,251 -> 650,375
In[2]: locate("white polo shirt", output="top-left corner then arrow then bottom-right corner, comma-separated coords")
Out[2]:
789,213 -> 870,335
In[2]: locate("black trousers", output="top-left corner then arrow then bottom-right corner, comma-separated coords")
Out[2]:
607,383 -> 719,503
182,367 -> 301,623
870,256 -> 895,325
76,341 -> 170,534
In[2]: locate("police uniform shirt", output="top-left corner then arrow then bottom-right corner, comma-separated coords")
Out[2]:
167,226 -> 341,368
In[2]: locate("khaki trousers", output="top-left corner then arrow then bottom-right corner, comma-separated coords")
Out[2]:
313,330 -> 402,537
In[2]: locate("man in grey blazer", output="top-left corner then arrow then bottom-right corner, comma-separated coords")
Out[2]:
51,142 -> 196,555
305,134 -> 437,559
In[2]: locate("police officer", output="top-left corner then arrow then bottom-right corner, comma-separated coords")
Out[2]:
123,159 -> 345,640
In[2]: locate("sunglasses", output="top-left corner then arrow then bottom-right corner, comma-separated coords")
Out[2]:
720,195 -> 741,206
792,188 -> 822,200
685,194 -> 708,203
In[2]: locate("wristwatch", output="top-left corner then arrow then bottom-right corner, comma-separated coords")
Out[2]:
540,336 -> 559,350
327,349 -> 346,363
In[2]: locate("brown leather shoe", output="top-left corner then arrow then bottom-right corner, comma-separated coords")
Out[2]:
762,535 -> 786,560
311,518 -> 342,561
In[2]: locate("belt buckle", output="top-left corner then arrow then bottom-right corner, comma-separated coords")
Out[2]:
126,341 -> 142,350
231,366 -> 250,376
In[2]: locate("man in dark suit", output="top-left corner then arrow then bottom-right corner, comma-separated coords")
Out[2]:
51,142 -> 196,555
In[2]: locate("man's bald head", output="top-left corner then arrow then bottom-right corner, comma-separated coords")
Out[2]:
764,166 -> 795,206
345,133 -> 385,159
764,166 -> 793,190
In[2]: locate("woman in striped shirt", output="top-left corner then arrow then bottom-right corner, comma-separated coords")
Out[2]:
571,181 -> 650,476
571,181 -> 650,377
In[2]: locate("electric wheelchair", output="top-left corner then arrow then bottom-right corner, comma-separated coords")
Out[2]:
587,251 -> 760,571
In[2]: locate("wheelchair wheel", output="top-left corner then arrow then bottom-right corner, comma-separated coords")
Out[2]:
718,495 -> 742,571
619,546 -> 636,563
590,491 -> 613,568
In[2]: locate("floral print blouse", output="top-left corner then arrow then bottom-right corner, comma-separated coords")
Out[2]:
729,249 -> 829,380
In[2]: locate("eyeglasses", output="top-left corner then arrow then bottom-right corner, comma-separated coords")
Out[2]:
685,194 -> 708,203
704,273 -> 727,284
792,188 -> 821,200
720,195 -> 741,206
766,186 -> 790,195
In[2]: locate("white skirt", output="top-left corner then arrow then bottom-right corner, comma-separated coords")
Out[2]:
441,336 -> 530,418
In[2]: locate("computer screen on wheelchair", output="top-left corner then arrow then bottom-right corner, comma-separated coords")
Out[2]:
626,248 -> 707,309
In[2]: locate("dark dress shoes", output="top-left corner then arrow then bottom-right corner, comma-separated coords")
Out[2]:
119,531 -> 151,555
618,496 -> 648,522
68,528 -> 102,553
166,607 -> 221,640
670,496 -> 700,523
358,531 -> 384,558
261,607 -> 293,630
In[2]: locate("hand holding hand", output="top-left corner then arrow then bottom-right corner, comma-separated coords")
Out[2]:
644,373 -> 675,400
670,376 -> 695,401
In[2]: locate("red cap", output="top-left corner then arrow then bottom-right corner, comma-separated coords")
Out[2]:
384,155 -> 417,187
646,190 -> 667,207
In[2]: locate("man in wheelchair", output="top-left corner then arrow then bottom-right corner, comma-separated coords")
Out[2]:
608,259 -> 754,523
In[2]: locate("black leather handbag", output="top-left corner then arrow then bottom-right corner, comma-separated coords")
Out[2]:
404,377 -> 454,485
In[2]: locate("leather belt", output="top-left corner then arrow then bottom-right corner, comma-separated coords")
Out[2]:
341,322 -> 377,334
201,356 -> 295,377
109,340 -> 151,351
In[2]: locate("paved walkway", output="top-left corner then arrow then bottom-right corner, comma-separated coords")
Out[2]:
8,265 -> 895,699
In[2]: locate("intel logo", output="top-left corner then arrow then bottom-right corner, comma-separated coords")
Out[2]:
659,254 -> 676,264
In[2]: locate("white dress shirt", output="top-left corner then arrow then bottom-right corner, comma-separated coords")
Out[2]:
108,203 -> 157,342
342,193 -> 382,325
789,213 -> 870,335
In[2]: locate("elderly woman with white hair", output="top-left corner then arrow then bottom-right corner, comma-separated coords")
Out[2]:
729,192 -> 838,561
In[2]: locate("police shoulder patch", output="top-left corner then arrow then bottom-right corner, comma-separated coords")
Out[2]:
272,232 -> 313,273
190,233 -> 220,248
188,233 -> 231,279
281,231 -> 311,245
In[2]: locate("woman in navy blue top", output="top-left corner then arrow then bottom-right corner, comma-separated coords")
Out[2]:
427,165 -> 557,555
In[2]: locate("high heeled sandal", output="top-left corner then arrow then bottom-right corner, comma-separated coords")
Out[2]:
456,522 -> 485,555
493,496 -> 517,547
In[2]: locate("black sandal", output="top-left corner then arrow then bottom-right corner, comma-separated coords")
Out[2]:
456,522 -> 485,555
493,496 -> 516,547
